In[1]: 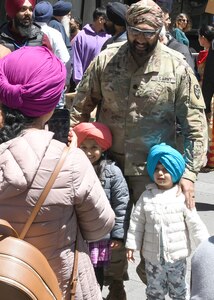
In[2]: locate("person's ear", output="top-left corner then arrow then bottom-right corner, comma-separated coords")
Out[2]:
99,16 -> 106,24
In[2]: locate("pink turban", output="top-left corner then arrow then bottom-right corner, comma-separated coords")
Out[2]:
73,122 -> 112,151
5,0 -> 36,19
126,0 -> 163,29
0,46 -> 66,117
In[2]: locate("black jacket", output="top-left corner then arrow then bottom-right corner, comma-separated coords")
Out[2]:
202,46 -> 214,113
0,22 -> 49,51
166,33 -> 195,71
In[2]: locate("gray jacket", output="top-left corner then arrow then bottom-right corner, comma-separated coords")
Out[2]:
98,159 -> 130,241
166,33 -> 195,72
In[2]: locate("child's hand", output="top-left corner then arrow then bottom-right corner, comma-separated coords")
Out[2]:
110,240 -> 123,249
126,249 -> 135,263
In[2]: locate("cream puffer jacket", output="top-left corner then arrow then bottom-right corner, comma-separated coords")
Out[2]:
126,183 -> 209,264
0,129 -> 115,300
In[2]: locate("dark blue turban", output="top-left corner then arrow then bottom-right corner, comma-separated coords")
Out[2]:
106,2 -> 128,26
147,143 -> 186,183
33,1 -> 53,23
53,0 -> 72,16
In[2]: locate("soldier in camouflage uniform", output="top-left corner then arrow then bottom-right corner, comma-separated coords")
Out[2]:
70,0 -> 207,299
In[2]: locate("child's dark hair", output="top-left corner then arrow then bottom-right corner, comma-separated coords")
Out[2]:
0,105 -> 35,144
199,25 -> 214,42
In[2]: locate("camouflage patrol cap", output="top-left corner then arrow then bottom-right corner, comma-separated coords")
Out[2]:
126,0 -> 163,29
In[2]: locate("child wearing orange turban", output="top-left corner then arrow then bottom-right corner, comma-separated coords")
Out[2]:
73,122 -> 112,151
73,122 -> 130,293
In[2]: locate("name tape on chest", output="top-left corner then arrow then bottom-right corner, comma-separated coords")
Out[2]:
151,76 -> 176,84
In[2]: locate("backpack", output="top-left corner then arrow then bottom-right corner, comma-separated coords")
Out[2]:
0,220 -> 62,300
0,145 -> 70,300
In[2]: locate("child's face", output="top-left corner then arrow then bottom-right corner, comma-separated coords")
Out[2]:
153,163 -> 173,190
80,138 -> 103,165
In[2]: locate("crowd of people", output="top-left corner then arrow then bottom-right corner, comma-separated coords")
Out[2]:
0,0 -> 213,300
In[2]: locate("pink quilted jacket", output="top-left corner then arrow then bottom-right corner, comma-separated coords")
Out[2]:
0,129 -> 115,300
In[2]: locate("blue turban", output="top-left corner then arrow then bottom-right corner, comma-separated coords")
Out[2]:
147,143 -> 186,183
53,1 -> 72,16
33,1 -> 53,23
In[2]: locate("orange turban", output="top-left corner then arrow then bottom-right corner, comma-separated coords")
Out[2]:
73,122 -> 112,151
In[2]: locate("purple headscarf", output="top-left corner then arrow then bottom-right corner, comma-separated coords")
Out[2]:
0,46 -> 66,117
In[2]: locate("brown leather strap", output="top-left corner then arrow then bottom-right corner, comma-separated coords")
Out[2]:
0,219 -> 19,238
70,229 -> 79,300
20,145 -> 70,240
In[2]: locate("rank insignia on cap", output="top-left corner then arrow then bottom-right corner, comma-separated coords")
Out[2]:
194,84 -> 201,99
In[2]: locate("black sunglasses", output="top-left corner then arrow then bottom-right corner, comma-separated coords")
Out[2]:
179,19 -> 188,23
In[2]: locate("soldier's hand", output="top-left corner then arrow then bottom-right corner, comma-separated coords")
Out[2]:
67,128 -> 77,148
180,178 -> 195,210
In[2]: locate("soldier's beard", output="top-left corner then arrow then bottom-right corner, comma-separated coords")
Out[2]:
128,37 -> 158,65
128,38 -> 158,56
14,17 -> 32,37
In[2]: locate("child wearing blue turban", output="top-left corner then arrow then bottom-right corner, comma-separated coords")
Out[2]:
147,143 -> 186,184
126,143 -> 209,300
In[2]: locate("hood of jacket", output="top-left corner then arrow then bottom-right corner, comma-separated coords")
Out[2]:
83,23 -> 108,37
0,129 -> 54,199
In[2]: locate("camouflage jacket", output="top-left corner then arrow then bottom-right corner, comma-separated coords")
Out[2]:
70,41 -> 207,181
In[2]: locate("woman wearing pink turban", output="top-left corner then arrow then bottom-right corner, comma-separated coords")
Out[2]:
0,46 -> 115,300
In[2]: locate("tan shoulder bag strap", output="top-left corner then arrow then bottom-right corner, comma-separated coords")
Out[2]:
20,145 -> 70,240
70,227 -> 79,300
